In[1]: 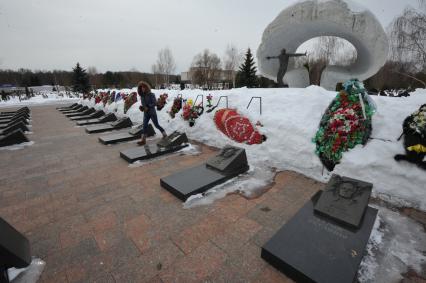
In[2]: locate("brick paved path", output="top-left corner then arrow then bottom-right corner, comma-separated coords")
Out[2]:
0,105 -> 324,283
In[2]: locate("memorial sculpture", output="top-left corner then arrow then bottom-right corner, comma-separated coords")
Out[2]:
394,104 -> 426,170
261,174 -> 377,283
257,0 -> 388,89
266,49 -> 307,87
313,79 -> 375,171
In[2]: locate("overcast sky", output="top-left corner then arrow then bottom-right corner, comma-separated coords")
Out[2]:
0,0 -> 421,73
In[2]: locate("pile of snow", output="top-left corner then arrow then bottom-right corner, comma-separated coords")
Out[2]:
81,86 -> 424,211
0,92 -> 79,107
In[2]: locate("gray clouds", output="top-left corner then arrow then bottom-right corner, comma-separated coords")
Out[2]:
0,0 -> 420,72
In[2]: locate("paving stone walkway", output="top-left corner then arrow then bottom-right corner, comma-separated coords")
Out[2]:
0,105 -> 325,283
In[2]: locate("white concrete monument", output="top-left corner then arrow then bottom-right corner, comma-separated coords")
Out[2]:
257,0 -> 389,90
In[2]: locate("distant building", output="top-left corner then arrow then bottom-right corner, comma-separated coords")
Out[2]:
180,67 -> 235,89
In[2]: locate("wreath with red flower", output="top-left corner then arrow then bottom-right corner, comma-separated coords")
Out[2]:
169,96 -> 183,118
313,79 -> 375,171
157,93 -> 168,111
124,92 -> 138,114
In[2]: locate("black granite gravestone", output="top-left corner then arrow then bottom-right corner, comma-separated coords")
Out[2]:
0,109 -> 29,118
120,139 -> 189,163
70,110 -> 104,121
57,103 -> 77,110
206,146 -> 248,174
160,145 -> 249,201
0,122 -> 29,136
0,113 -> 29,123
0,129 -> 29,147
0,111 -> 29,119
314,175 -> 372,228
59,104 -> 81,112
0,218 -> 31,283
0,117 -> 29,129
0,107 -> 29,115
60,105 -> 86,113
261,191 -> 377,283
157,131 -> 189,148
65,107 -> 95,118
61,105 -> 88,114
98,124 -> 155,145
76,113 -> 117,126
59,104 -> 82,111
85,117 -> 133,134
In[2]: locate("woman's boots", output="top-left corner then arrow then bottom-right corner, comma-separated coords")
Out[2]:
137,135 -> 146,146
138,131 -> 167,146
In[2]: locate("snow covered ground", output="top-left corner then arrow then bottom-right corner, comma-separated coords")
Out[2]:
82,86 -> 426,212
0,92 -> 79,107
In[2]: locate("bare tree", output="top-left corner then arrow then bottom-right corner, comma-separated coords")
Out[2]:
151,64 -> 160,88
223,44 -> 243,88
191,49 -> 222,88
155,47 -> 176,87
389,6 -> 426,73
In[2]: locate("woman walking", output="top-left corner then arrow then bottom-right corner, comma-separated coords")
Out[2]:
137,81 -> 167,145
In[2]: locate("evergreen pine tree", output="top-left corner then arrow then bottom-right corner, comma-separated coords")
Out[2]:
72,62 -> 90,93
236,48 -> 258,88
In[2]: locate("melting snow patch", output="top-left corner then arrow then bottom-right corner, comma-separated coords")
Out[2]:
358,206 -> 426,282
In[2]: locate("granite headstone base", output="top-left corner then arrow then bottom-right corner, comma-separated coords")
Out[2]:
61,105 -> 88,114
1,107 -> 29,115
314,175 -> 373,228
0,114 -> 29,123
261,191 -> 377,283
0,122 -> 29,136
120,142 -> 188,163
0,117 -> 29,129
160,145 -> 249,201
70,110 -> 104,121
58,104 -> 81,112
65,108 -> 95,118
85,117 -> 132,134
57,103 -> 77,110
157,131 -> 189,148
160,163 -> 248,201
76,113 -> 117,126
0,130 -> 29,147
98,124 -> 155,145
0,217 -> 31,270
